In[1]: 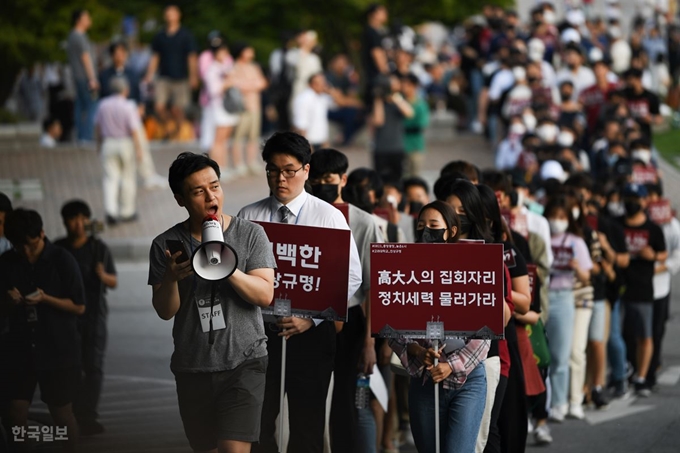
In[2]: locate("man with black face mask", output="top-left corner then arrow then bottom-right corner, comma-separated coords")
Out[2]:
619,183 -> 667,397
308,148 -> 384,452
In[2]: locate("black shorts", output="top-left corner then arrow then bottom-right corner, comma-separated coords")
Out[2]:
6,365 -> 79,408
174,356 -> 267,450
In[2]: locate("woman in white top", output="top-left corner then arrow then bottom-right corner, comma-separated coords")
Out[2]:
288,30 -> 323,104
204,40 -> 240,180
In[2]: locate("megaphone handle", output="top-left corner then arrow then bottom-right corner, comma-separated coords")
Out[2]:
208,282 -> 216,345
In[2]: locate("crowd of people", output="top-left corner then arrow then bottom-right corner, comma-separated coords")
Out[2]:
3,1 -> 680,453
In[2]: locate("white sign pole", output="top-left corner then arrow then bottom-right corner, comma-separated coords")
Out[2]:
433,338 -> 441,453
274,298 -> 292,453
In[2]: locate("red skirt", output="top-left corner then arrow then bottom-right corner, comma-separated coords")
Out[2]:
516,324 -> 546,396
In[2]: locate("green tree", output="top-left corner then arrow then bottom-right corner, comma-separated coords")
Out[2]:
0,0 -> 120,107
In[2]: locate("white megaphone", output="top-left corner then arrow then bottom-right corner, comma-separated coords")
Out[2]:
191,215 -> 238,281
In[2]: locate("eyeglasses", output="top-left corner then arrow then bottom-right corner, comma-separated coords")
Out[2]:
266,166 -> 304,179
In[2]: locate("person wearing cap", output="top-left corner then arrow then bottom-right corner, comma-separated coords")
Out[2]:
230,42 -> 268,176
619,68 -> 662,142
619,183 -> 667,397
556,43 -> 595,101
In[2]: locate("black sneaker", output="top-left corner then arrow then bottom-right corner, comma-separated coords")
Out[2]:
591,388 -> 610,410
634,381 -> 651,398
611,379 -> 628,398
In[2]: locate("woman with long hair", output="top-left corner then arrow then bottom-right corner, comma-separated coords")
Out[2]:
389,201 -> 489,453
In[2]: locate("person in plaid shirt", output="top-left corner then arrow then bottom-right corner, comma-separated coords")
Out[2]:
388,201 -> 490,453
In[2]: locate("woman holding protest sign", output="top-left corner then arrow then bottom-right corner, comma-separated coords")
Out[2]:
544,196 -> 593,422
389,201 -> 490,453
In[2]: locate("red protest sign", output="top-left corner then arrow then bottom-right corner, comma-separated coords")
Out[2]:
333,203 -> 350,224
631,165 -> 658,185
648,200 -> 672,225
370,242 -> 505,339
255,221 -> 351,321
624,228 -> 650,255
373,207 -> 390,221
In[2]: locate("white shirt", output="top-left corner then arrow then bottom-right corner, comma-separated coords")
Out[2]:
521,205 -> 554,267
654,217 -> 680,299
495,137 -> 523,170
488,68 -> 514,102
238,190 -> 363,311
292,88 -> 331,145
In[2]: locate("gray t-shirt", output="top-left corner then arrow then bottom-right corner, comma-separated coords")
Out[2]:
148,217 -> 277,373
67,30 -> 94,81
348,204 -> 383,307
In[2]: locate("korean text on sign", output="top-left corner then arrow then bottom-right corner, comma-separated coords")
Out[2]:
370,242 -> 505,338
256,221 -> 351,321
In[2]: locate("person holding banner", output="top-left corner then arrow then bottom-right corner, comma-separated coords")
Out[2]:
238,131 -> 362,453
389,200 -> 490,453
308,148 -> 384,453
544,196 -> 593,421
148,152 -> 277,453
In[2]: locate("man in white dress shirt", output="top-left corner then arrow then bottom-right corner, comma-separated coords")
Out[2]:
292,73 -> 332,151
238,131 -> 362,453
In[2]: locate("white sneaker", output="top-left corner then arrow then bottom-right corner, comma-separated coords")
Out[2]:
527,417 -> 534,434
548,404 -> 567,423
534,424 -> 553,445
567,403 -> 585,420
143,174 -> 166,190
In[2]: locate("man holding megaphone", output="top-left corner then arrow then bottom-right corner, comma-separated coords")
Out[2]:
148,152 -> 277,453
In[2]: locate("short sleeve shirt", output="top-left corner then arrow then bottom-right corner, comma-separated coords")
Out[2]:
0,242 -> 86,370
67,30 -> 94,81
549,233 -> 593,290
54,237 -> 116,319
151,27 -> 198,80
621,219 -> 666,302
148,217 -> 277,372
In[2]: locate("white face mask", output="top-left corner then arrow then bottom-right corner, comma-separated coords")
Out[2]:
544,10 -> 557,25
572,207 -> 581,220
537,124 -> 559,143
549,219 -> 569,235
557,131 -> 575,148
608,201 -> 625,217
523,114 -> 537,132
509,123 -> 527,137
631,149 -> 652,165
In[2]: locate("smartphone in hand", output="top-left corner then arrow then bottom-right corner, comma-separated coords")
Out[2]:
166,240 -> 190,264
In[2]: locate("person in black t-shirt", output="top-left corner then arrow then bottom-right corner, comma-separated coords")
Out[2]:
55,200 -> 117,436
144,5 -> 198,132
361,4 -> 389,107
619,68 -> 662,142
0,209 -> 86,453
619,183 -> 667,397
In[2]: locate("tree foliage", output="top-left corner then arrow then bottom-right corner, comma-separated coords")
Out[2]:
0,0 -> 509,106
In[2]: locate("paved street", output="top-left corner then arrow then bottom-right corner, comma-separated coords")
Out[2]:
3,122 -> 680,452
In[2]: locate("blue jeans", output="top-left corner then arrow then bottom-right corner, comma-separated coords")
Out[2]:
356,407 -> 377,453
546,289 -> 575,408
409,363 -> 486,453
74,78 -> 96,141
607,302 -> 628,382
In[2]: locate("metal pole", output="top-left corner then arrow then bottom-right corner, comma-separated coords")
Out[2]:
433,338 -> 441,453
278,336 -> 287,452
